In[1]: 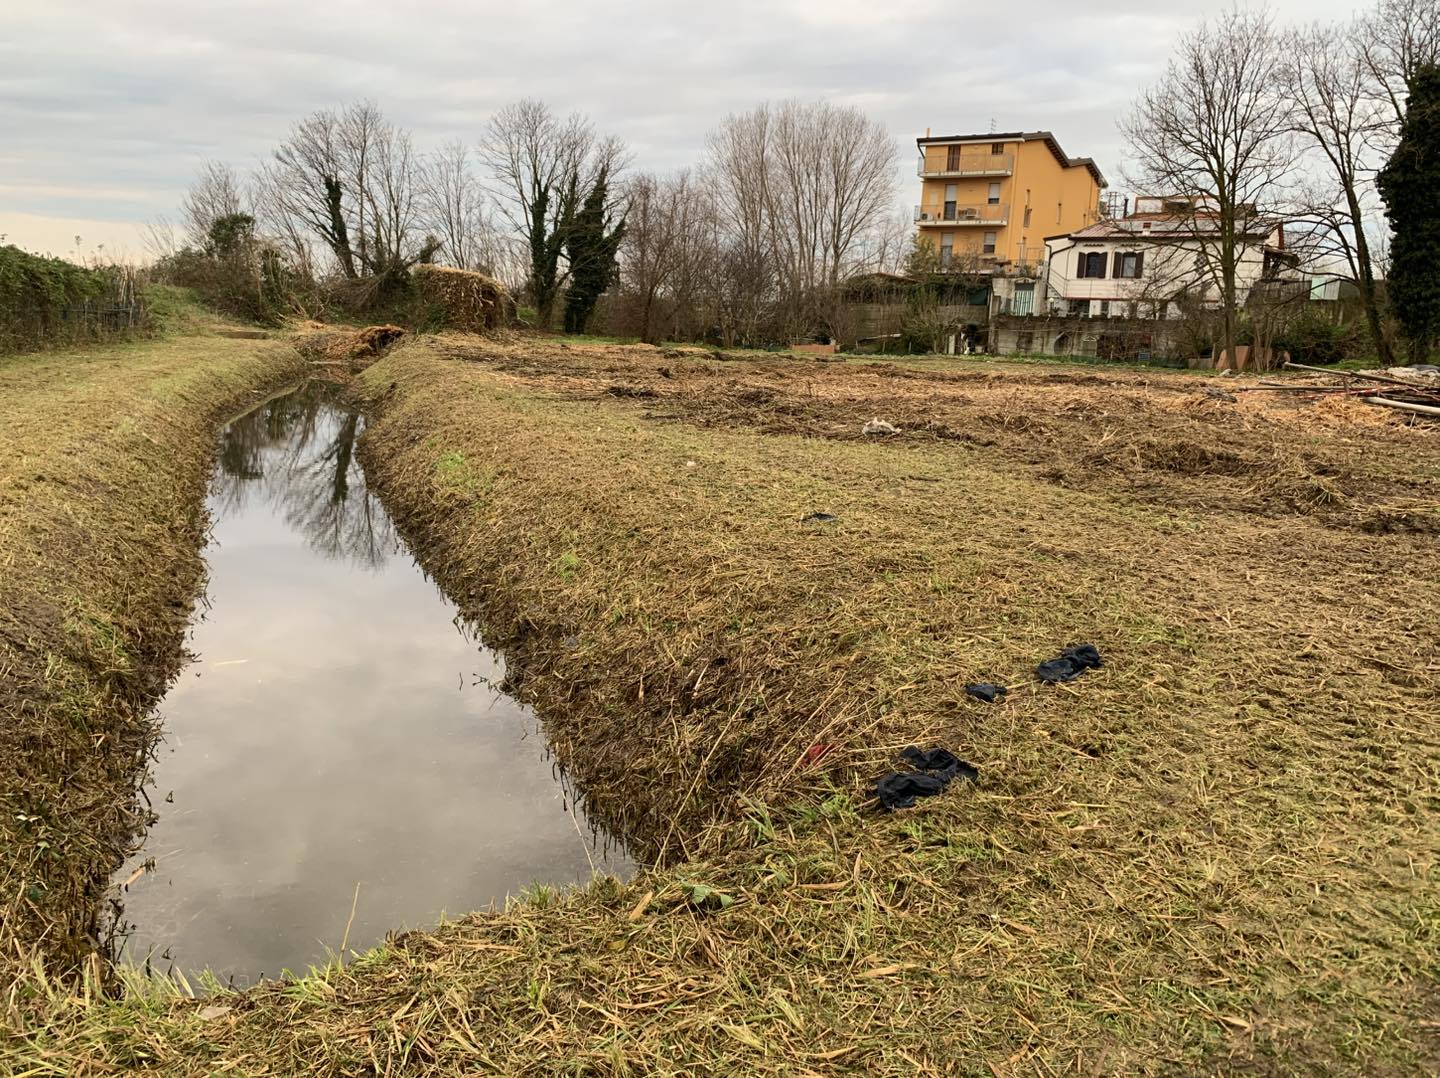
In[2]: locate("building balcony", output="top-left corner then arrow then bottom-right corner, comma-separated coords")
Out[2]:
917,152 -> 1014,178
915,203 -> 1009,226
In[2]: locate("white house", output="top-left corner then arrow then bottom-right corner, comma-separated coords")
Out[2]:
1042,196 -> 1296,319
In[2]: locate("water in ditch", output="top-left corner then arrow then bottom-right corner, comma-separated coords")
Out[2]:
111,382 -> 628,985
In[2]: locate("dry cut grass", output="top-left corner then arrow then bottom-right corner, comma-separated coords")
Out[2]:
6,335 -> 1438,1074
0,333 -> 306,993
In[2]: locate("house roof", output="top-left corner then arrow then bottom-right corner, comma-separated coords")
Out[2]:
915,130 -> 1107,187
1060,213 -> 1281,243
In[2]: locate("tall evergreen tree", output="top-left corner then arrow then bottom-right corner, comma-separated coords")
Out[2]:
1377,64 -> 1440,362
562,170 -> 626,334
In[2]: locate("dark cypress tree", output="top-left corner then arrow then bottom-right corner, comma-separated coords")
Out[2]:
562,171 -> 626,335
1377,64 -> 1440,363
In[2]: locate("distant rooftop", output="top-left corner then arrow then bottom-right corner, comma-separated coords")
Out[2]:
915,130 -> 1107,187
1061,212 -> 1281,243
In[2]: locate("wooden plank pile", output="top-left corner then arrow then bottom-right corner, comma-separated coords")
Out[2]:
1235,361 -> 1440,419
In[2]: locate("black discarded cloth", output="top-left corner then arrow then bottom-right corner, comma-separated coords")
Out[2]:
1036,644 -> 1103,684
873,746 -> 979,810
873,771 -> 949,810
964,682 -> 1008,703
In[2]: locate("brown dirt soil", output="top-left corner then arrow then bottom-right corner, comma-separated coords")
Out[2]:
428,337 -> 1439,532
0,334 -> 305,988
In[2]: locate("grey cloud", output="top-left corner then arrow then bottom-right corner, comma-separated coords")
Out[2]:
1,0 -> 1365,253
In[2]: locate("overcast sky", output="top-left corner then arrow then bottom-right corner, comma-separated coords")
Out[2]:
2,0 -> 1366,261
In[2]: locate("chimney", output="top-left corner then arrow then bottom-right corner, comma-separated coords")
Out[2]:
925,127 -> 931,138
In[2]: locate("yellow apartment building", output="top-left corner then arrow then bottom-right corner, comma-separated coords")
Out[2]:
914,130 -> 1106,269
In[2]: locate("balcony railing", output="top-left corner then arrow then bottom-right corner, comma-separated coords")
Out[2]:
1013,245 -> 1048,268
917,152 -> 1014,178
915,203 -> 1009,225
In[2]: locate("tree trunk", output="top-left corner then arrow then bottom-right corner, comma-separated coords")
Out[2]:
640,290 -> 656,345
1346,187 -> 1394,367
324,176 -> 358,279
1221,258 -> 1238,370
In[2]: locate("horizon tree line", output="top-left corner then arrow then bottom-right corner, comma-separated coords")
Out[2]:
163,0 -> 1439,358
163,96 -> 903,343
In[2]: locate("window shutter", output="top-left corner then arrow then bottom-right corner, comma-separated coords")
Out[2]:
1135,252 -> 1145,277
1077,252 -> 1086,278
1113,252 -> 1123,278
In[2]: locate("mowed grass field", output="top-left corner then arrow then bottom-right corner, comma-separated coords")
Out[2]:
6,333 -> 1439,1075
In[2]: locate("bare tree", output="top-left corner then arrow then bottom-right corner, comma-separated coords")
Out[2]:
181,161 -> 247,248
619,172 -> 686,343
704,108 -> 775,344
851,209 -> 915,277
706,100 -> 896,342
1123,6 -> 1293,366
1364,0 -> 1440,130
479,100 -> 628,324
268,101 -> 429,281
418,140 -> 502,273
1281,20 -> 1394,365
816,105 -> 899,286
351,107 -> 430,274
251,162 -> 321,282
613,171 -> 724,344
271,107 -> 358,276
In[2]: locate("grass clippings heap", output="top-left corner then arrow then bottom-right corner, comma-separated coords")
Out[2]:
412,264 -> 515,332
294,322 -> 407,367
0,333 -> 305,991
6,335 -> 1438,1074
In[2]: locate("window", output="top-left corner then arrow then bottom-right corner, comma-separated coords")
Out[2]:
987,182 -> 1001,205
991,142 -> 1005,155
1114,251 -> 1144,279
1077,251 -> 1107,278
944,183 -> 957,219
1023,207 -> 1032,227
982,231 -> 997,255
940,232 -> 954,267
1097,300 -> 1110,318
946,145 -> 961,171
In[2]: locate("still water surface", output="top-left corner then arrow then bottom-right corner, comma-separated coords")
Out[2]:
114,383 -> 627,984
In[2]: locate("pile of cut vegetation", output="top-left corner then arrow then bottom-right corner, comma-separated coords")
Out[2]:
412,264 -> 514,332
294,321 -> 406,366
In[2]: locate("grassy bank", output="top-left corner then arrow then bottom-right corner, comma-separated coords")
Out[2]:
0,331 -> 306,990
7,335 -> 1435,1074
